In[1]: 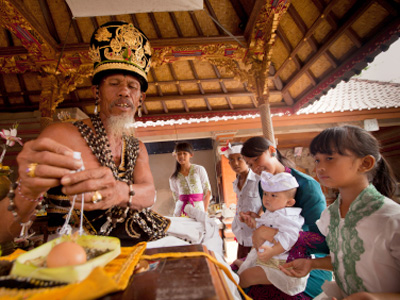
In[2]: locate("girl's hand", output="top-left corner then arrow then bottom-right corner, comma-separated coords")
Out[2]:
279,258 -> 312,278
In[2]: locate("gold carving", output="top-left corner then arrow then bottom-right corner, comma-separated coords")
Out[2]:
95,27 -> 112,42
151,47 -> 174,67
0,0 -> 56,60
38,64 -> 93,119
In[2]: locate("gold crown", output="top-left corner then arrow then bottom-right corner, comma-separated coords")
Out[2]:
89,21 -> 152,91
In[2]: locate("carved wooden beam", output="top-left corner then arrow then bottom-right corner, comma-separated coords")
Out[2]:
0,0 -> 57,61
0,0 -> 95,125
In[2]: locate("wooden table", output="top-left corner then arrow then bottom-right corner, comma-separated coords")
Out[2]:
101,244 -> 234,300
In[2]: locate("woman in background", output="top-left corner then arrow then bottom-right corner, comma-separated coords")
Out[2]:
169,142 -> 212,217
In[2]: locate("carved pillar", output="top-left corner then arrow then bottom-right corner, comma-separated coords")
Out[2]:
38,65 -> 92,130
258,96 -> 276,146
38,73 -> 59,130
248,0 -> 289,146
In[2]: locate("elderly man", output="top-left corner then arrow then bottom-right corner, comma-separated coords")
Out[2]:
0,21 -> 169,246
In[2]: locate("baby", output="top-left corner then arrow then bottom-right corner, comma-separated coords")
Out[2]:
236,171 -> 309,296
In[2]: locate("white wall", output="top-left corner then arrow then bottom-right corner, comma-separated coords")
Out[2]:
149,149 -> 218,216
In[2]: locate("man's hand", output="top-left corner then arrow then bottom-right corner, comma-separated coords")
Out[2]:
17,137 -> 82,198
61,166 -> 122,211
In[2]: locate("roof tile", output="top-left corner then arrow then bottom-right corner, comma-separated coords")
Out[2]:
298,79 -> 400,115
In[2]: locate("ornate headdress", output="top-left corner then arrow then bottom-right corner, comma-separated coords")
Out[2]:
89,21 -> 152,91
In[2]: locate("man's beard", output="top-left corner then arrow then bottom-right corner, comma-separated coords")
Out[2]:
105,115 -> 136,139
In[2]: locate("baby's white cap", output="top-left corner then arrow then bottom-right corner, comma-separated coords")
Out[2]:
260,171 -> 299,192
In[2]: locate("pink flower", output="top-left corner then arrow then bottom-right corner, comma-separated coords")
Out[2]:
0,128 -> 23,147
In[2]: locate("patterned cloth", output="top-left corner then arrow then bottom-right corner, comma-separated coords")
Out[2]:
169,164 -> 212,217
0,243 -> 148,299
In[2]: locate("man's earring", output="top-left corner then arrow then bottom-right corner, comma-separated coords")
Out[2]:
138,96 -> 143,117
94,86 -> 99,115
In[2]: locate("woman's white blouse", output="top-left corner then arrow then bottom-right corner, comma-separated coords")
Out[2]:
169,164 -> 212,216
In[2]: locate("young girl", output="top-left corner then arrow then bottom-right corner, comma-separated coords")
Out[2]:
280,125 -> 400,299
169,142 -> 212,217
221,143 -> 262,259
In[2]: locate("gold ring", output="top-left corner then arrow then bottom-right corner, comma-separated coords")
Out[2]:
91,191 -> 102,204
26,163 -> 38,178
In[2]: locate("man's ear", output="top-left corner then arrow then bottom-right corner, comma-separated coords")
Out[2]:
91,85 -> 98,97
359,155 -> 375,173
140,92 -> 146,103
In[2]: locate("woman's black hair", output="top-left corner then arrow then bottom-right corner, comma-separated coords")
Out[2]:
171,142 -> 194,179
309,125 -> 396,198
241,136 -> 295,169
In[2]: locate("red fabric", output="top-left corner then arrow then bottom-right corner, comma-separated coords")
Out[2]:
178,193 -> 203,216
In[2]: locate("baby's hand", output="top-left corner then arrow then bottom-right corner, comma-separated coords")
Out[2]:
239,211 -> 250,222
240,213 -> 256,228
257,245 -> 274,262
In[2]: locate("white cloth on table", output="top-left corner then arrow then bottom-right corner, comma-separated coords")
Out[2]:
169,164 -> 212,217
231,169 -> 262,247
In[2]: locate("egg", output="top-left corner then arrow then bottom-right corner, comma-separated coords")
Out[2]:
46,241 -> 87,268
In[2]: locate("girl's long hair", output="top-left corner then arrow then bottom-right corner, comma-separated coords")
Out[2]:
310,125 -> 396,198
171,142 -> 194,179
241,136 -> 295,169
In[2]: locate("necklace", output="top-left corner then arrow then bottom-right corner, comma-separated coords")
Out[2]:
77,115 -> 139,182
74,115 -> 140,235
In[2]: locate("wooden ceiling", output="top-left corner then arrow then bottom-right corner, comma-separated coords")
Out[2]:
0,0 -> 399,126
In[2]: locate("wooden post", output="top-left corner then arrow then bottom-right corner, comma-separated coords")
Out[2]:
255,75 -> 276,146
